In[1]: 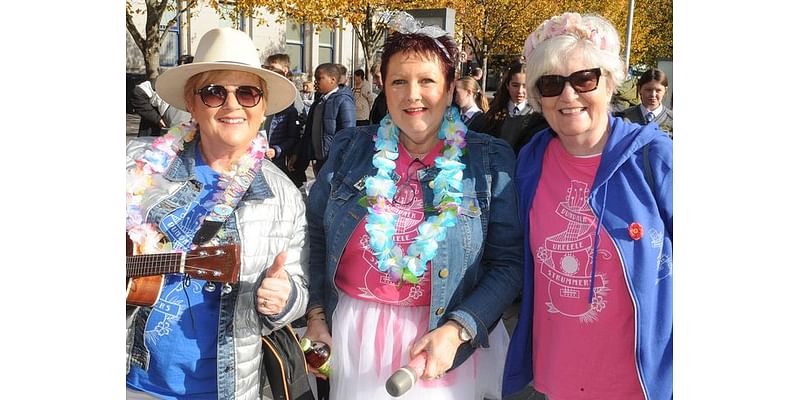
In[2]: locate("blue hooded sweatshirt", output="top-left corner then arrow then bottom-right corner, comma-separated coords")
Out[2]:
502,115 -> 673,400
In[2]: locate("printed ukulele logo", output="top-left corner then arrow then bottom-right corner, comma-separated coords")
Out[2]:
649,228 -> 673,283
358,177 -> 427,304
146,279 -> 205,343
537,180 -> 611,322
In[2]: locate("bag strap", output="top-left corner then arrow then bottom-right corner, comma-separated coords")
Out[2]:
261,326 -> 315,400
642,143 -> 672,239
643,143 -> 655,196
192,160 -> 263,245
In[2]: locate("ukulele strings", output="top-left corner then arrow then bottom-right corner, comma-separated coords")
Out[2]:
182,248 -> 230,332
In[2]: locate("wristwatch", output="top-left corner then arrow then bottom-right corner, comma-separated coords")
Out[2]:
451,320 -> 473,343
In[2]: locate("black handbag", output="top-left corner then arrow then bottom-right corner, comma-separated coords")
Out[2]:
261,325 -> 316,400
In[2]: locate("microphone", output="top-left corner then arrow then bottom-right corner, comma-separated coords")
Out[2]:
385,353 -> 427,397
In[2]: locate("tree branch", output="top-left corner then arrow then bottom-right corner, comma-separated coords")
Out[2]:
126,10 -> 146,55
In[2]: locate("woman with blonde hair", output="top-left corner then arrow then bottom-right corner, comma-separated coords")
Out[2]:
453,76 -> 488,133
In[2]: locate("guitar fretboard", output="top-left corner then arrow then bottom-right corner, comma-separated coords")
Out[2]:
127,252 -> 184,279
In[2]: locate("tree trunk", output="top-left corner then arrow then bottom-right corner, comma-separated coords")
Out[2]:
145,42 -> 161,84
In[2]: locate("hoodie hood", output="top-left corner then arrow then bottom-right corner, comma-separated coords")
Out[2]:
516,113 -> 665,210
592,115 -> 665,191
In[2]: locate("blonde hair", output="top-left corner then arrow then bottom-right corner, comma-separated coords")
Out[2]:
456,77 -> 489,112
524,14 -> 625,112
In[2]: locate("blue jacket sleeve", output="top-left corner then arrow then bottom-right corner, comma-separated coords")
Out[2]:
446,137 -> 525,347
321,95 -> 356,160
337,95 -> 357,133
305,130 -> 357,312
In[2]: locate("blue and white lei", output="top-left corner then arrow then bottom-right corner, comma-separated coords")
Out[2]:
363,106 -> 467,285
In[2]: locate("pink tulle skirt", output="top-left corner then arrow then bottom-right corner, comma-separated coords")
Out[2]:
328,293 -> 509,400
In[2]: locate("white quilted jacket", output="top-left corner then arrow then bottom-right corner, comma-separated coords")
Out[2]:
126,137 -> 309,399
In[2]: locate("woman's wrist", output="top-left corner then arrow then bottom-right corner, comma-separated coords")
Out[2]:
306,306 -> 326,324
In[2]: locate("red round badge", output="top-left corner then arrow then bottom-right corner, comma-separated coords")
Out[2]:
628,222 -> 643,240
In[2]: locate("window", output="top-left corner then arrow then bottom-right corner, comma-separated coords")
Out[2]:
318,26 -> 335,65
286,18 -> 305,73
159,7 -> 179,67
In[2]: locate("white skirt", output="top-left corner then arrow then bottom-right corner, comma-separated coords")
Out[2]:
328,293 -> 509,400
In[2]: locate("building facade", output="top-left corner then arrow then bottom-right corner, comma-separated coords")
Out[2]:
126,0 -> 366,88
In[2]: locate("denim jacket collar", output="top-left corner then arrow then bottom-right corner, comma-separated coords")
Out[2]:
162,136 -> 274,201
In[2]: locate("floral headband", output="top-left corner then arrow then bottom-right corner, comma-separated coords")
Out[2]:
382,11 -> 453,62
523,12 -> 610,61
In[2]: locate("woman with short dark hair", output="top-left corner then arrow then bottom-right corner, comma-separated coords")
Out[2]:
303,12 -> 523,400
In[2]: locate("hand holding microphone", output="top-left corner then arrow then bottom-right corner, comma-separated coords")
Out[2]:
385,352 -> 427,397
385,321 -> 465,396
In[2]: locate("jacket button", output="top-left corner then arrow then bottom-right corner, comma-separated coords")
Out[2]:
438,268 -> 449,278
435,307 -> 444,316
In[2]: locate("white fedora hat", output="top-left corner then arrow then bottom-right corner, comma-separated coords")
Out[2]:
155,27 -> 296,116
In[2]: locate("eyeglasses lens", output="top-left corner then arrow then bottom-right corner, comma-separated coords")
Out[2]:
199,86 -> 226,107
536,68 -> 601,97
234,86 -> 262,107
197,85 -> 263,108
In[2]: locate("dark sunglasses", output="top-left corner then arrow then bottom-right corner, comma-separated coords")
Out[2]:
536,68 -> 602,97
194,84 -> 264,108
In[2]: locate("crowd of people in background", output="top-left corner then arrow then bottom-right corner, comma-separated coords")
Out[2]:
126,10 -> 672,400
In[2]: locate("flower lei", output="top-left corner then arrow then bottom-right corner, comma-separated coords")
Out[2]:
126,121 -> 267,255
523,12 -> 612,60
362,106 -> 467,285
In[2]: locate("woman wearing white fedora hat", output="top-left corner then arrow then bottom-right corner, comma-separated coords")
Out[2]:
125,28 -> 310,399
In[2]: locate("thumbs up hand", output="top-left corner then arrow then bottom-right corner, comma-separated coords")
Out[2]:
256,251 -> 292,315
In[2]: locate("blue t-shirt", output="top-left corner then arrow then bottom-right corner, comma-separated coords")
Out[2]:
127,147 -> 225,399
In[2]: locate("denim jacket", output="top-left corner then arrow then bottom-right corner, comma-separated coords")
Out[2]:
306,125 -> 524,369
126,137 -> 310,400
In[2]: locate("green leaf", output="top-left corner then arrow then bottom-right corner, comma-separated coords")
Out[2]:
402,269 -> 419,285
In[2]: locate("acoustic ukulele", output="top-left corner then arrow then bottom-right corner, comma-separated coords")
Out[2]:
126,238 -> 240,306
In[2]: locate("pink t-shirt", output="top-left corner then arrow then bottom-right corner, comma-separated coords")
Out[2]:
529,139 -> 643,400
335,142 -> 444,306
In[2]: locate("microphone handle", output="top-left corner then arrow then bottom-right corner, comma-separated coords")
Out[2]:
385,353 -> 427,397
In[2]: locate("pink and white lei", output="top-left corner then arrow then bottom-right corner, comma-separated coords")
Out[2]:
126,121 -> 267,255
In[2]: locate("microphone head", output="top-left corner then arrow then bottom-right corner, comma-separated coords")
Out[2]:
385,367 -> 417,397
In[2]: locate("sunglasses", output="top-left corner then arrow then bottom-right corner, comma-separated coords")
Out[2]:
393,159 -> 426,206
194,84 -> 264,108
535,68 -> 602,97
